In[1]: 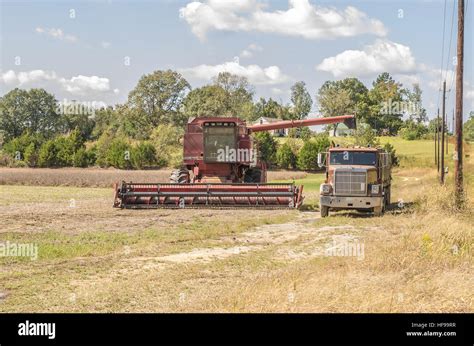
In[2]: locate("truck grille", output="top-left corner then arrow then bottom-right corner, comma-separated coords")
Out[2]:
334,170 -> 367,196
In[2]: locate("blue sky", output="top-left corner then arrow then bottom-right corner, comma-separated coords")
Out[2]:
1,0 -> 473,123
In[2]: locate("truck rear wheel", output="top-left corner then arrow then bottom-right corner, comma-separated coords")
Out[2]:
385,186 -> 391,207
320,205 -> 329,218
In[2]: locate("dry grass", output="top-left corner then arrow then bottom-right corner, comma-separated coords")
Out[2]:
0,167 -> 307,187
0,141 -> 472,313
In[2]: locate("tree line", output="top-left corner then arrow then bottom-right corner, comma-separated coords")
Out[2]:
0,69 -> 455,170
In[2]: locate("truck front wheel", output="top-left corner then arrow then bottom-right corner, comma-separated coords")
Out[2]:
320,205 -> 329,218
373,206 -> 383,216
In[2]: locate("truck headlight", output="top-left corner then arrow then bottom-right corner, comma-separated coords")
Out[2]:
371,184 -> 380,194
320,184 -> 332,195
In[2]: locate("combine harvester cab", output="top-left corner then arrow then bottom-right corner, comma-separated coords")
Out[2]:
113,115 -> 355,209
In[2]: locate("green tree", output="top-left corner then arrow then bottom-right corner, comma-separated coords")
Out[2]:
59,110 -> 96,140
213,72 -> 255,120
183,85 -> 229,117
297,134 -> 330,171
127,69 -> 191,127
407,83 -> 427,124
38,140 -> 59,167
399,120 -> 429,140
131,142 -> 157,169
290,81 -> 312,120
368,72 -> 405,135
464,112 -> 474,141
106,138 -> 132,169
354,123 -> 380,147
0,88 -> 60,141
276,142 -> 297,169
317,83 -> 352,135
383,142 -> 399,167
254,131 -> 276,164
254,97 -> 291,120
91,107 -> 120,139
2,131 -> 44,166
317,78 -> 370,135
150,124 -> 183,167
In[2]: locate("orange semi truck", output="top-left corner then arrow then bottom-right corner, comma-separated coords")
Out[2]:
318,146 -> 392,217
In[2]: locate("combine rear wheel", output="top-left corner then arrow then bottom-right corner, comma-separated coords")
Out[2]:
170,168 -> 190,184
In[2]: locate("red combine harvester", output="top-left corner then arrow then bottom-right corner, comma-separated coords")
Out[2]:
113,114 -> 355,209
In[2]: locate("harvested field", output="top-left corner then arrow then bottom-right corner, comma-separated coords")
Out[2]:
0,167 -> 308,187
0,141 -> 472,313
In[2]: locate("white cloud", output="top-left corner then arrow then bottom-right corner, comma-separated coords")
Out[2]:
1,69 -> 58,85
180,60 -> 289,85
101,41 -> 111,49
240,43 -> 263,58
1,70 -> 116,96
240,49 -> 253,58
316,39 -> 417,78
60,75 -> 111,94
179,0 -> 387,40
35,27 -> 78,42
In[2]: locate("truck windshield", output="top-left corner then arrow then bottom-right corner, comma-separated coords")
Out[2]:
330,151 -> 377,165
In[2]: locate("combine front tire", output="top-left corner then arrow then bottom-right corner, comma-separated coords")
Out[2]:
244,168 -> 262,183
320,205 -> 329,218
170,168 -> 190,184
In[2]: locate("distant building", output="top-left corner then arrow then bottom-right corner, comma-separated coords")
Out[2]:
253,117 -> 288,136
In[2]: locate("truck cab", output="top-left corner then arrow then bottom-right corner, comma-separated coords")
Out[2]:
318,147 -> 392,217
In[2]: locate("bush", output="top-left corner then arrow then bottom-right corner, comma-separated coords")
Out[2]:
276,142 -> 297,169
94,131 -> 114,167
254,131 -> 277,164
23,142 -> 39,167
3,131 -> 44,166
131,142 -> 157,169
73,148 -> 89,167
297,134 -> 330,171
150,124 -> 183,167
37,131 -> 86,167
38,140 -> 59,167
354,124 -> 380,147
0,151 -> 14,167
106,138 -> 132,169
383,142 -> 399,167
399,121 -> 429,140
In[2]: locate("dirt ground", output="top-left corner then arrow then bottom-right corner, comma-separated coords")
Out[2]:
0,167 -> 308,187
0,166 -> 472,313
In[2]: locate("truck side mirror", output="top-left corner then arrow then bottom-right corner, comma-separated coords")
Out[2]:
317,153 -> 324,168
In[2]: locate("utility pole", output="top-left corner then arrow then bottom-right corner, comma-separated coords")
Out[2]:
437,108 -> 440,172
446,111 -> 449,155
455,0 -> 464,207
441,80 -> 446,184
452,109 -> 455,134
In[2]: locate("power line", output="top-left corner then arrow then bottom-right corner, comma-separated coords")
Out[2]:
443,0 -> 456,133
437,0 -> 448,109
445,0 -> 456,80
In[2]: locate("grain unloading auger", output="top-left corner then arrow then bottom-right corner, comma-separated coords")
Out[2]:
113,114 -> 356,209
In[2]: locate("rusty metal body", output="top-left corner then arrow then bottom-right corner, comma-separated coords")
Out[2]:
114,115 -> 355,209
319,146 -> 392,217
